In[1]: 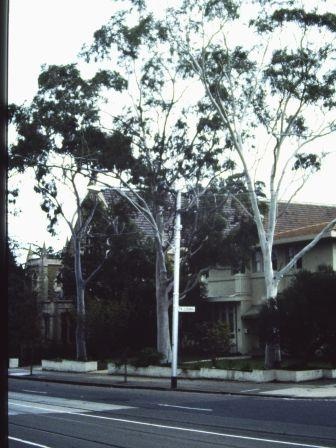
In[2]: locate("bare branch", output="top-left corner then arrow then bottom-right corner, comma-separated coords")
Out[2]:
277,218 -> 336,280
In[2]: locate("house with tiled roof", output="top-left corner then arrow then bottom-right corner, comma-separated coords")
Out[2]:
100,189 -> 159,239
204,202 -> 336,355
99,188 -> 244,242
25,245 -> 74,347
45,187 -> 336,355
97,191 -> 336,355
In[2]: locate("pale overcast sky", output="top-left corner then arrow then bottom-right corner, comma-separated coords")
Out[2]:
8,0 -> 336,262
9,0 -> 116,260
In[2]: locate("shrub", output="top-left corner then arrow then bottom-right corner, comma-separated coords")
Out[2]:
86,295 -> 156,360
259,268 -> 336,365
131,347 -> 164,367
198,320 -> 232,357
239,361 -> 252,372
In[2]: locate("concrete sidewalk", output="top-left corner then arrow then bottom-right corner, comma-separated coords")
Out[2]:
8,367 -> 336,399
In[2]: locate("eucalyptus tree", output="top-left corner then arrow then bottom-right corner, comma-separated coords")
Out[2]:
61,208 -> 157,358
168,0 -> 336,367
10,64 -> 133,360
81,2 -> 244,362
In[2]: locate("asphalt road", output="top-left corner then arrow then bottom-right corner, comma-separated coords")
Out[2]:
8,378 -> 336,448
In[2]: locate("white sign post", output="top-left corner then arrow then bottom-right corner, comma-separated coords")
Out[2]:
171,189 -> 182,390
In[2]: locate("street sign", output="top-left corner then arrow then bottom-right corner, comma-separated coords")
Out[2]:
178,306 -> 195,313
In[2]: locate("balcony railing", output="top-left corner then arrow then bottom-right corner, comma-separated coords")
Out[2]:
205,272 -> 251,300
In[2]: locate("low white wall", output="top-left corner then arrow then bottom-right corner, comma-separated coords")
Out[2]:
198,368 -> 275,382
108,363 -> 330,382
42,359 -> 97,373
9,358 -> 19,368
235,369 -> 275,382
108,363 -> 176,377
274,369 -> 323,382
108,363 -> 274,382
323,369 -> 336,379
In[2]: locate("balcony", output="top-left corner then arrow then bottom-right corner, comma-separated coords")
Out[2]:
205,270 -> 251,302
234,273 -> 251,295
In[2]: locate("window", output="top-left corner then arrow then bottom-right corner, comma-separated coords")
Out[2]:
231,263 -> 246,275
31,271 -> 38,289
216,303 -> 236,337
43,314 -> 50,339
286,246 -> 302,270
272,250 -> 278,271
53,278 -> 63,300
296,257 -> 302,269
227,305 -> 235,336
61,313 -> 73,343
252,250 -> 263,273
231,266 -> 239,275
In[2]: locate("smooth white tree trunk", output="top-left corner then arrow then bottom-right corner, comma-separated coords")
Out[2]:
156,289 -> 172,363
155,238 -> 172,363
74,237 -> 87,361
263,256 -> 281,369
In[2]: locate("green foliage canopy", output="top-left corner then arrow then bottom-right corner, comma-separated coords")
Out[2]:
259,267 -> 336,364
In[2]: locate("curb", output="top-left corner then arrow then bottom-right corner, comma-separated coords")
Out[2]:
8,374 -> 172,392
8,374 -> 336,400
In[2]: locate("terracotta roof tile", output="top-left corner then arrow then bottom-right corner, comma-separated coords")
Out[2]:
274,202 -> 336,234
274,221 -> 335,240
100,189 -> 240,239
100,189 -> 336,241
101,189 -> 157,238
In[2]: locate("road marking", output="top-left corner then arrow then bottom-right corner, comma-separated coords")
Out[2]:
22,390 -> 47,394
9,372 -> 30,376
260,387 -> 336,399
9,436 -> 51,447
240,388 -> 260,392
9,393 -> 134,412
9,401 -> 82,415
158,403 -> 213,412
8,402 -> 330,448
